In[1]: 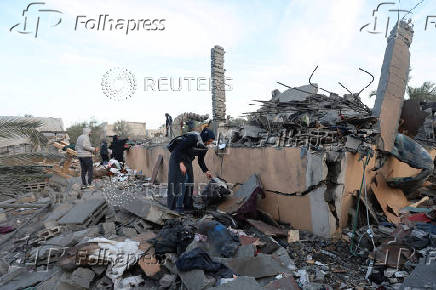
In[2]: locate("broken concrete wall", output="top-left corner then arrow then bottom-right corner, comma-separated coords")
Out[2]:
372,21 -> 414,152
338,149 -> 436,227
127,146 -> 334,236
126,145 -> 435,237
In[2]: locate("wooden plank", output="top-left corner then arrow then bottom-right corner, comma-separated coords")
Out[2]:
151,154 -> 163,184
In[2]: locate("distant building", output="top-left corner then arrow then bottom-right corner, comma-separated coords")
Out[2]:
0,116 -> 65,156
102,121 -> 147,140
146,126 -> 166,138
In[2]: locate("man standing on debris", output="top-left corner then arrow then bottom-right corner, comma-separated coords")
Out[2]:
100,139 -> 109,165
76,128 -> 98,190
109,135 -> 129,163
165,113 -> 173,138
167,127 -> 215,213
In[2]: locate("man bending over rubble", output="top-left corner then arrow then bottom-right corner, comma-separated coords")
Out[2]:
76,128 -> 99,190
167,127 -> 215,213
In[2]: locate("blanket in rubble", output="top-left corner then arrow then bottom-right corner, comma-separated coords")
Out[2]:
150,220 -> 195,256
176,247 -> 234,278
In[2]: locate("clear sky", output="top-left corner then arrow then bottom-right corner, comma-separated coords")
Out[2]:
1,0 -> 436,129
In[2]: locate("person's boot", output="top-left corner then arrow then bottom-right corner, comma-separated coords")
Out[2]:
80,185 -> 87,190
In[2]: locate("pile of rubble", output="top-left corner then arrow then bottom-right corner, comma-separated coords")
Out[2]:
229,84 -> 377,149
0,167 -> 434,290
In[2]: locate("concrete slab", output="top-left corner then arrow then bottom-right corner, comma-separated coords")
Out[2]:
236,244 -> 256,258
179,269 -> 215,290
209,276 -> 264,290
224,253 -> 292,278
218,174 -> 263,214
120,196 -> 178,225
401,264 -> 436,289
275,84 -> 318,103
1,268 -> 55,290
265,274 -> 300,290
58,199 -> 106,225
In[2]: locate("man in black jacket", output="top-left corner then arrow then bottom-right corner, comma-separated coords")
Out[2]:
100,139 -> 109,165
109,135 -> 129,163
167,128 -> 215,213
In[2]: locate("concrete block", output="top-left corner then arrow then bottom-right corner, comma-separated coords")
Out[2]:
71,267 -> 95,288
102,222 -> 116,237
179,269 -> 215,290
236,244 -> 256,258
159,274 -> 176,288
133,218 -> 152,233
120,227 -> 137,238
0,209 -> 7,223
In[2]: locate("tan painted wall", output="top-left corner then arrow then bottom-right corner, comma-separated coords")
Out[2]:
126,145 -> 436,235
126,146 -> 318,232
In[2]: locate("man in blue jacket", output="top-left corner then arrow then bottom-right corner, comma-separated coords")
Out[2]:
167,127 -> 215,213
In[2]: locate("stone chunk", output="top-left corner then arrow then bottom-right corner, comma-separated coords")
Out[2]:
120,227 -> 137,238
102,222 -> 116,237
71,267 -> 95,288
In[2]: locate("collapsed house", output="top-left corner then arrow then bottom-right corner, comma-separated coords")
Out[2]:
128,21 -> 434,237
1,20 -> 436,290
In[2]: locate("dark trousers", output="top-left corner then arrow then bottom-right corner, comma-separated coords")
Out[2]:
79,157 -> 93,186
101,154 -> 109,163
167,153 -> 194,211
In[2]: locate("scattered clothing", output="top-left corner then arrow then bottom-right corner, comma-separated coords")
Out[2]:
176,247 -> 233,278
150,220 -> 194,256
198,221 -> 240,258
0,226 -> 15,234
